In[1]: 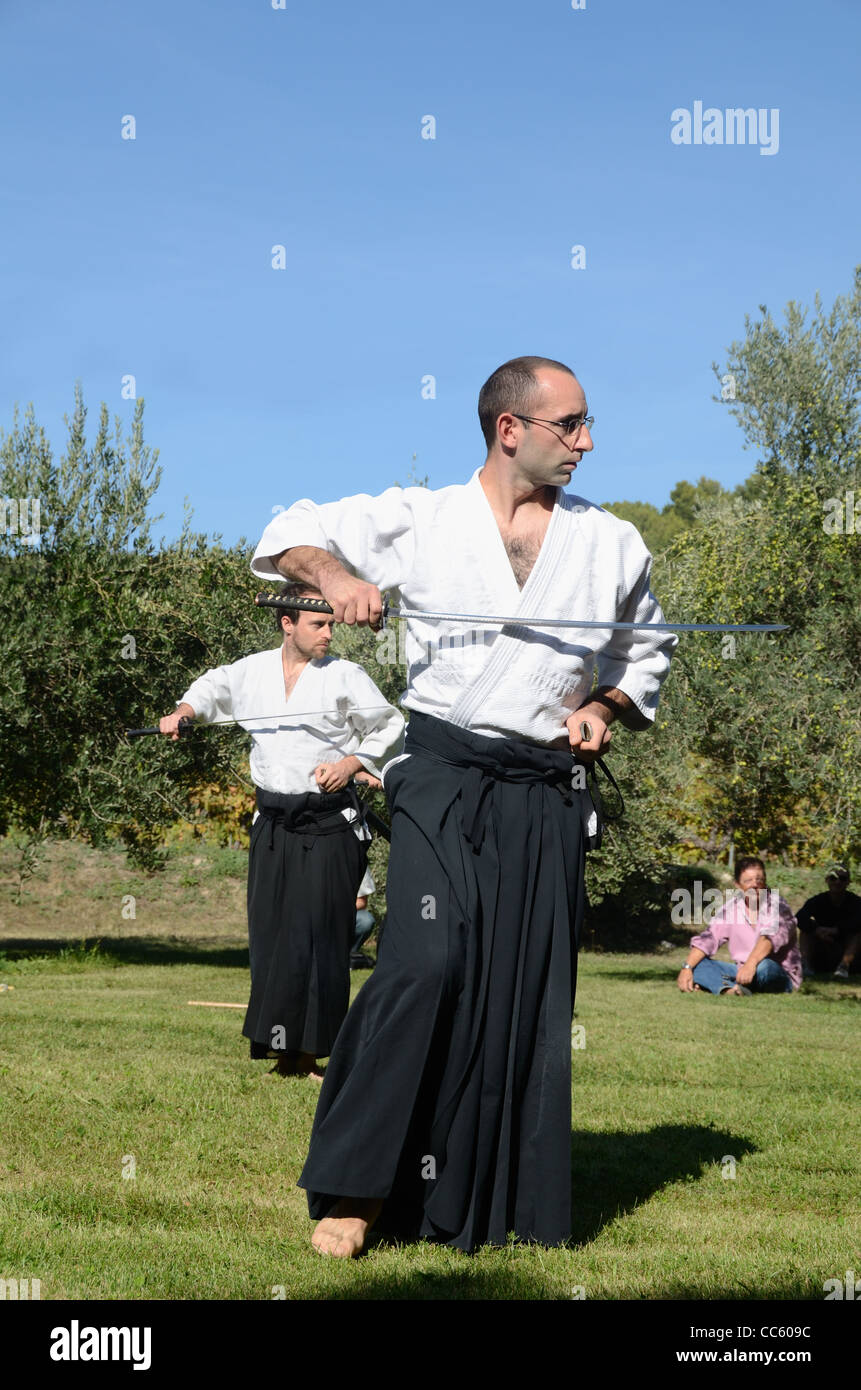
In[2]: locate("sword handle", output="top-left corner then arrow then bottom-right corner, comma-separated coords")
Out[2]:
126,716 -> 195,740
254,591 -> 336,614
255,589 -> 390,633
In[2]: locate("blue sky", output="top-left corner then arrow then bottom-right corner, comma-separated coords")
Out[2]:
2,0 -> 859,546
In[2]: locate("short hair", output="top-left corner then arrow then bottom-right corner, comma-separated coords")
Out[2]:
272,581 -> 326,632
477,356 -> 577,451
734,855 -> 766,883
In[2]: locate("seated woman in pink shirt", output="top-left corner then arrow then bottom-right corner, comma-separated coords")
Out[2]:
677,857 -> 802,996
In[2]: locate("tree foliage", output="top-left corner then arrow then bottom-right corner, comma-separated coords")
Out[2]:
3,271 -> 859,924
1,390 -> 271,866
715,266 -> 861,485
602,476 -> 732,555
583,271 -> 861,933
657,271 -> 861,863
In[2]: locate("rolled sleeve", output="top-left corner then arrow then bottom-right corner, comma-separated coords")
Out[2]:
251,501 -> 333,581
251,488 -> 419,591
690,910 -> 729,957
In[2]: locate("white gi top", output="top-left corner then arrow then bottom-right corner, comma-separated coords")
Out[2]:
180,649 -> 405,831
250,469 -> 676,747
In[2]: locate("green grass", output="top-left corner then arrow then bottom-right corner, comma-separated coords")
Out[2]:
1,935 -> 858,1300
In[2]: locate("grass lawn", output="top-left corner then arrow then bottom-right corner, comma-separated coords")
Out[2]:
1,841 -> 858,1301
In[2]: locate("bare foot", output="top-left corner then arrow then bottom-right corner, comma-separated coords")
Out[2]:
295,1052 -> 325,1082
266,1052 -> 325,1079
267,1052 -> 301,1077
312,1198 -> 383,1258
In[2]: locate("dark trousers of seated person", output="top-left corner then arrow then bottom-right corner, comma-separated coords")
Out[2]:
802,936 -> 859,974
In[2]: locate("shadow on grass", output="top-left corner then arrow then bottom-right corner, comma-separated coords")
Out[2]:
316,1124 -> 759,1298
584,966 -> 679,983
799,985 -> 861,1005
0,936 -> 249,968
568,1123 -> 756,1246
582,926 -> 692,954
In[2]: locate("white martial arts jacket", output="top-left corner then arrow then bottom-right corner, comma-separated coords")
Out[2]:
250,470 -> 676,750
180,651 -> 404,830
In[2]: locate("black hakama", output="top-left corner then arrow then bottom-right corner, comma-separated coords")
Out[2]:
298,712 -> 587,1252
243,789 -> 368,1059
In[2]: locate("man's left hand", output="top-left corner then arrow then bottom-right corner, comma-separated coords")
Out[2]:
567,707 -> 612,763
314,760 -> 355,792
736,960 -> 756,987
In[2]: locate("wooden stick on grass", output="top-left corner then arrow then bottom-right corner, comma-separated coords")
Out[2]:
187,1000 -> 247,1010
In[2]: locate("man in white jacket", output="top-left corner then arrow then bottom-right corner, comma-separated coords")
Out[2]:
160,584 -> 404,1079
252,356 -> 676,1245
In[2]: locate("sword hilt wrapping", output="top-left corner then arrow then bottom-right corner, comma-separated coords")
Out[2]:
254,592 -> 335,614
255,591 -> 391,630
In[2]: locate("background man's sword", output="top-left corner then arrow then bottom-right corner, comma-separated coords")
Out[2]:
125,707 -> 397,737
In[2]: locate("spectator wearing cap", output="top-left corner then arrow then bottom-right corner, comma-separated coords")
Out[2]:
796,865 -> 861,979
677,856 -> 801,996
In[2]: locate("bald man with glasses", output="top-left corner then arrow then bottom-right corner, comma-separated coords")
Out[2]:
252,355 -> 676,1256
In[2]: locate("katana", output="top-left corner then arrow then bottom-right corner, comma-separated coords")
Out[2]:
126,586 -> 787,739
125,705 -> 396,738
123,712 -> 392,837
253,592 -> 788,634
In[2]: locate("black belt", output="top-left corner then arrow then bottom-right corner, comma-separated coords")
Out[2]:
403,711 -> 624,852
255,787 -> 358,850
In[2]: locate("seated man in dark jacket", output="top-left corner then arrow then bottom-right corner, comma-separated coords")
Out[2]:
797,865 -> 861,979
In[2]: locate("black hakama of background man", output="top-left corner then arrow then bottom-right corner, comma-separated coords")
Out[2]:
298,711 -> 587,1253
243,788 -> 368,1060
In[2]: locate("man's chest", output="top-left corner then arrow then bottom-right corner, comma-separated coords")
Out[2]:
496,515 -> 552,590
233,654 -> 337,720
281,669 -> 303,703
410,492 -> 607,611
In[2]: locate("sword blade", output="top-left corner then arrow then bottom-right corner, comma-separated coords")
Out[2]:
253,591 -> 788,633
125,703 -> 397,737
386,607 -> 787,633
204,703 -> 396,727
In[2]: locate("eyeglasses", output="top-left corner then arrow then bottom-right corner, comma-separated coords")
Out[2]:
513,413 -> 594,439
